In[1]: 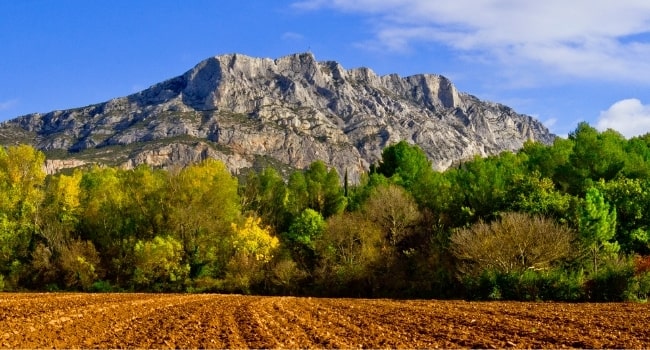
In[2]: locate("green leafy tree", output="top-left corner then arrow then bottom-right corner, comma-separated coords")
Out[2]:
578,187 -> 619,275
453,151 -> 526,222
622,136 -> 650,178
522,138 -> 574,191
133,235 -> 189,290
77,166 -> 133,283
284,208 -> 326,270
596,178 -> 650,254
241,167 -> 289,232
568,123 -> 626,194
286,161 -> 346,218
120,166 -> 168,241
508,172 -> 572,221
376,140 -> 432,190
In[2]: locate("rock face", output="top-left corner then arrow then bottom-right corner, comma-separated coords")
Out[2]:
0,53 -> 554,180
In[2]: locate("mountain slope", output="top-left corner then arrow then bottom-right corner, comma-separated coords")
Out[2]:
0,53 -> 554,180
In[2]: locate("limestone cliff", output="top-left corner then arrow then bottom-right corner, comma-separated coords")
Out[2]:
0,53 -> 554,180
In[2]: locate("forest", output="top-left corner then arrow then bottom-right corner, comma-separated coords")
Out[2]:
2,122 -> 650,301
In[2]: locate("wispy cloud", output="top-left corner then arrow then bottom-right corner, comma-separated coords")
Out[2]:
597,98 -> 650,138
282,31 -> 305,41
292,0 -> 650,83
543,118 -> 558,129
0,99 -> 17,111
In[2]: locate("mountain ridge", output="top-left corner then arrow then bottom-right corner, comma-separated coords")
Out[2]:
0,52 -> 554,180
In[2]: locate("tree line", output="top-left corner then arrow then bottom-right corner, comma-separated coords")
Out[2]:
2,121 -> 650,301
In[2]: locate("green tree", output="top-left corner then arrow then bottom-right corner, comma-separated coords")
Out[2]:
597,178 -> 650,254
508,172 -> 572,221
286,161 -> 346,218
241,167 -> 289,232
578,187 -> 619,275
133,235 -> 189,290
120,165 -> 167,241
284,208 -> 326,270
376,140 -> 432,190
77,166 -> 132,283
453,151 -> 526,222
567,123 -> 626,194
521,138 -> 574,192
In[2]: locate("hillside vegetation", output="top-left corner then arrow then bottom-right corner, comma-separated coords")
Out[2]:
2,122 -> 650,301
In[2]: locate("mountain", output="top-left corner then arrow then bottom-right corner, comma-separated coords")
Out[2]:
0,53 -> 554,181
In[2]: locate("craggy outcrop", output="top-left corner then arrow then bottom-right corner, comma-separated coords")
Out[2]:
0,53 -> 554,179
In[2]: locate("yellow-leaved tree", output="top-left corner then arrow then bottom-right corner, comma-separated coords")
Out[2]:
0,145 -> 46,289
165,159 -> 240,282
133,235 -> 190,291
226,217 -> 279,293
33,170 -> 95,289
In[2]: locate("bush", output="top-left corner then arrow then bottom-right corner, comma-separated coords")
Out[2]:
623,256 -> 650,301
90,280 -> 114,293
537,269 -> 585,301
187,276 -> 225,293
585,262 -> 634,301
461,268 -> 586,301
267,258 -> 308,295
462,270 -> 501,300
59,240 -> 102,291
451,212 -> 576,276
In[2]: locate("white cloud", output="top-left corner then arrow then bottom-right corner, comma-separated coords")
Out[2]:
282,31 -> 305,41
292,0 -> 650,83
597,99 -> 650,138
0,99 -> 17,111
543,118 -> 557,129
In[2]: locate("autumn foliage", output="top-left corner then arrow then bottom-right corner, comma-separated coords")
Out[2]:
2,122 -> 650,300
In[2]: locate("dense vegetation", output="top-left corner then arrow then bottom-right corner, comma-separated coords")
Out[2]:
2,122 -> 650,301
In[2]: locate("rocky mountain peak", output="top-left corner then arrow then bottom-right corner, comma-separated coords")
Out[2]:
0,52 -> 554,180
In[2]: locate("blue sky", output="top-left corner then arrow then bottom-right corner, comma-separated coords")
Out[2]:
2,1 -> 650,138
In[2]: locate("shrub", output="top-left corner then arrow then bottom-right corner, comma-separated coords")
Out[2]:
623,256 -> 650,301
90,280 -> 114,293
461,268 -> 586,301
462,270 -> 501,300
537,269 -> 585,301
584,262 -> 634,301
187,276 -> 224,293
268,258 -> 307,295
59,240 -> 102,291
451,212 -> 575,276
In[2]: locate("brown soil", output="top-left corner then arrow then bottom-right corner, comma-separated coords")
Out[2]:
1,293 -> 648,348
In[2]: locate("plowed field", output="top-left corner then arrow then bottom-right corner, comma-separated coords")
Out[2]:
1,293 -> 648,348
